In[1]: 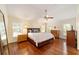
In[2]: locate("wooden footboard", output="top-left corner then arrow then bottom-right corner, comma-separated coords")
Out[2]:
38,38 -> 53,47
27,37 -> 53,48
27,37 -> 36,47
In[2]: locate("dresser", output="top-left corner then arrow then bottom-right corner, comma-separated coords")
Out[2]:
51,30 -> 60,39
17,34 -> 27,43
67,30 -> 77,48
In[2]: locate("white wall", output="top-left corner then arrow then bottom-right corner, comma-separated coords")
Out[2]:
77,5 -> 79,50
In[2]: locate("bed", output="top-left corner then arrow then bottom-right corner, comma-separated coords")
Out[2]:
27,28 -> 55,47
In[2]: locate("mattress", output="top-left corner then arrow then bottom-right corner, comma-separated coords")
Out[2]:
28,32 -> 55,43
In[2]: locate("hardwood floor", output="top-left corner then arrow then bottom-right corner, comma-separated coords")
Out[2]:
3,39 -> 79,55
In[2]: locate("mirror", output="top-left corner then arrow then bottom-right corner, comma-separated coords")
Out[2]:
0,9 -> 9,55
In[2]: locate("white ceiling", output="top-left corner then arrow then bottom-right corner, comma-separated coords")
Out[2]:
6,4 -> 77,21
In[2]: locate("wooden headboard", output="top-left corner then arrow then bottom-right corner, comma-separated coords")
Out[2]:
27,28 -> 40,33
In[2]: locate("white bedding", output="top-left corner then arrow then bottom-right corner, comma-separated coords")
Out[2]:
28,32 -> 55,46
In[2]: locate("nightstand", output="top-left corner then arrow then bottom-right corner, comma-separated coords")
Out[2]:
17,34 -> 27,43
51,30 -> 60,39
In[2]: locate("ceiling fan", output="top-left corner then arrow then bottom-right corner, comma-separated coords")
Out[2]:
44,9 -> 54,20
43,9 -> 54,32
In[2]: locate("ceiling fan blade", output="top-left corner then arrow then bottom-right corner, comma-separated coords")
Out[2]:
47,16 -> 53,19
44,16 -> 54,19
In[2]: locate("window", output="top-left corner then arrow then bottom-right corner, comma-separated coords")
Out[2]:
63,24 -> 72,36
12,23 -> 21,37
